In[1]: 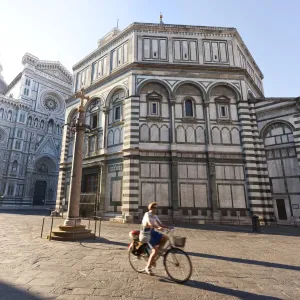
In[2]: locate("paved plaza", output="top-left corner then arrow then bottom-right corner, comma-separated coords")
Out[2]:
0,212 -> 299,299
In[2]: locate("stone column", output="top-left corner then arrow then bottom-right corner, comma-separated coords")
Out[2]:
98,162 -> 107,214
55,123 -> 70,210
209,161 -> 219,219
23,169 -> 34,201
238,98 -> 273,222
204,99 -> 215,219
64,109 -> 85,226
170,99 -> 176,144
122,96 -> 140,221
170,159 -> 179,210
102,107 -> 109,149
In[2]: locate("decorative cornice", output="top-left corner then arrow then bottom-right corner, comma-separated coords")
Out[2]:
0,95 -> 31,110
73,22 -> 236,71
25,64 -> 72,89
22,53 -> 72,81
256,103 -> 296,119
67,62 -> 264,104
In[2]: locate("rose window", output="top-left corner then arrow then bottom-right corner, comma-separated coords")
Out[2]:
43,97 -> 58,112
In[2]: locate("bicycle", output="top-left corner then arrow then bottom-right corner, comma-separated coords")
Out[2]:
128,228 -> 192,283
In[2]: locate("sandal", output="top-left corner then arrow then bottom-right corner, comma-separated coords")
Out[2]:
145,267 -> 154,276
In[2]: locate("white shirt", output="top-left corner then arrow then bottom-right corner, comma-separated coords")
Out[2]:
142,212 -> 160,227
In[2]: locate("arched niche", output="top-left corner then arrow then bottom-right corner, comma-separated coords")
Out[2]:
139,82 -> 170,119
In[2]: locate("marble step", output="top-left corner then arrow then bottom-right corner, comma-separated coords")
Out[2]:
51,229 -> 92,237
58,225 -> 87,231
50,232 -> 95,241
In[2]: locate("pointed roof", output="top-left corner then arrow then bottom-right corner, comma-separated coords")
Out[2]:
35,135 -> 58,158
22,53 -> 72,84
0,63 -> 8,95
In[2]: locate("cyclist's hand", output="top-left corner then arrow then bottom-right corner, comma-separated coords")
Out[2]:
157,227 -> 163,231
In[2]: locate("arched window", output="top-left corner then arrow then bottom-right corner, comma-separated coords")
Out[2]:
12,161 -> 18,172
184,99 -> 194,117
7,185 -> 14,196
7,110 -> 12,121
109,90 -> 125,123
38,163 -> 48,174
264,123 -> 293,146
48,189 -> 53,200
48,120 -> 54,133
28,116 -> 32,126
263,122 -> 299,221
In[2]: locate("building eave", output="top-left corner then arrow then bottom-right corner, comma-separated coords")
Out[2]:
233,30 -> 264,79
72,22 -> 237,71
3,72 -> 22,95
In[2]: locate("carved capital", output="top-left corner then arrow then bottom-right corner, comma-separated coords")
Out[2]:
102,106 -> 109,114
170,98 -> 176,106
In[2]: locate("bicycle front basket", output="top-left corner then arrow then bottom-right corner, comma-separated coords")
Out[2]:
172,236 -> 186,247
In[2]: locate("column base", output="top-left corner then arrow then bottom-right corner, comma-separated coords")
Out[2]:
213,212 -> 221,221
50,223 -> 94,241
64,217 -> 81,226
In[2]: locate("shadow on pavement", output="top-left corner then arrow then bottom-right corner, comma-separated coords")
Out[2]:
185,280 -> 281,299
0,281 -> 43,299
176,223 -> 300,237
187,252 -> 300,272
0,209 -> 51,216
158,278 -> 281,299
80,237 -> 129,250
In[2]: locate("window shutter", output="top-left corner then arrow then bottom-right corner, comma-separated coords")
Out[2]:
190,41 -> 197,61
212,42 -> 219,62
182,41 -> 189,60
151,39 -> 158,58
103,57 -> 107,75
143,39 -> 150,59
123,43 -> 128,63
174,40 -> 181,60
219,42 -> 227,63
159,39 -> 167,60
204,41 -> 211,62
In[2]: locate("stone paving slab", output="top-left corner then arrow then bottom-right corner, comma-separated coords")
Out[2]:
0,213 -> 300,299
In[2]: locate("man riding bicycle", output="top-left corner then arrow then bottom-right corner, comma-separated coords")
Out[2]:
140,202 -> 172,275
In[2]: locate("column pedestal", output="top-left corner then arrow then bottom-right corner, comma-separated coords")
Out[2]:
52,99 -> 94,241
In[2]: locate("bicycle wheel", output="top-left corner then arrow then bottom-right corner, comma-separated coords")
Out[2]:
128,243 -> 149,273
163,247 -> 192,283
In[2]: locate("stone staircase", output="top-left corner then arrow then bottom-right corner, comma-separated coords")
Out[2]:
50,224 -> 94,241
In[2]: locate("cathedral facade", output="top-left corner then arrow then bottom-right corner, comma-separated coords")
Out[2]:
0,53 -> 72,207
56,22 -> 299,223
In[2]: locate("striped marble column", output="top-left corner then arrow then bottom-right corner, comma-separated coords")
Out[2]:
121,96 -> 140,220
292,110 -> 300,197
55,124 -> 70,209
238,100 -> 273,222
249,102 -> 273,220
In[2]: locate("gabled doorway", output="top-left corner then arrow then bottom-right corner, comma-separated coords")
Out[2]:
33,181 -> 47,205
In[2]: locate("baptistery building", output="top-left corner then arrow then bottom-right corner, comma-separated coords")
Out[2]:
0,53 -> 72,206
56,20 -> 299,223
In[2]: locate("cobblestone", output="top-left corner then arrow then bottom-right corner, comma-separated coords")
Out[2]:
0,213 -> 300,299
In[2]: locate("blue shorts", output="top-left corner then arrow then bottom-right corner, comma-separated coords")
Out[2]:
149,230 -> 163,247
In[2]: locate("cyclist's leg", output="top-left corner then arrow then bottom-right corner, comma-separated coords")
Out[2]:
146,245 -> 159,271
158,234 -> 168,251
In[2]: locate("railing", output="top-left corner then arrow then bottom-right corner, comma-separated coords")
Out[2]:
40,215 -> 102,241
272,216 -> 300,228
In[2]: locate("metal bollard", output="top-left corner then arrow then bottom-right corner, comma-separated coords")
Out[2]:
252,215 -> 261,233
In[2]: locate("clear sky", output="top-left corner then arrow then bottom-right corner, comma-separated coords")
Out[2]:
0,0 -> 299,97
